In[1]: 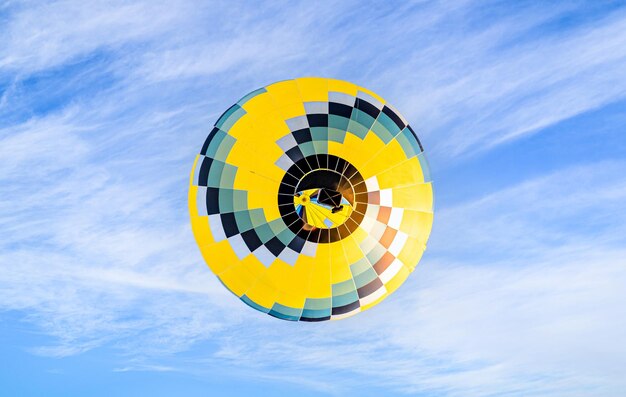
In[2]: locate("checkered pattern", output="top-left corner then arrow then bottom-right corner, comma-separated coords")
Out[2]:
189,78 -> 433,321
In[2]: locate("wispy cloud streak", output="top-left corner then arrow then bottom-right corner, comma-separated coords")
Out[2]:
1,1 -> 625,396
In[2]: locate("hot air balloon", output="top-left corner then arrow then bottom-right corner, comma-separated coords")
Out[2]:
189,77 -> 433,321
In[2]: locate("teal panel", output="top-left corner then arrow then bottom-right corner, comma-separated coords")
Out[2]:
268,218 -> 288,235
328,127 -> 347,143
248,208 -> 267,227
216,104 -> 246,132
234,210 -> 254,232
332,291 -> 359,307
366,243 -> 386,265
353,267 -> 378,289
371,119 -> 396,144
241,294 -> 270,313
232,189 -> 248,211
332,279 -> 356,296
401,126 -> 422,156
269,303 -> 302,321
237,88 -> 267,106
205,129 -> 227,158
328,114 -> 350,131
207,160 -> 225,187
346,119 -> 369,139
395,130 -> 418,159
276,227 -> 297,246
310,127 -> 328,142
301,308 -> 331,319
299,141 -> 317,158
417,152 -> 432,182
254,223 -> 274,243
350,257 -> 371,276
218,189 -> 234,212
312,140 -> 328,155
376,112 -> 402,138
304,297 -> 332,310
215,134 -> 236,162
219,163 -> 237,187
350,108 -> 376,130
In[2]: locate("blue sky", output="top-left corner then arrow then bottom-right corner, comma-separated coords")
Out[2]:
1,1 -> 626,396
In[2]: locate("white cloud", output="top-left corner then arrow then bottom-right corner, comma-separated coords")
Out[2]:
371,5 -> 626,158
1,1 -> 626,396
0,0 -> 191,74
431,161 -> 626,261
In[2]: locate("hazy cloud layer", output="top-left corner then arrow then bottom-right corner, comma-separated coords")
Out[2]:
1,1 -> 625,396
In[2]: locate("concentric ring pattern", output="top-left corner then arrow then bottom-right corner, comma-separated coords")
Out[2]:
189,77 -> 433,321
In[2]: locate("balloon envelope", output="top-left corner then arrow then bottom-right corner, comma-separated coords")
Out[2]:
189,77 -> 433,321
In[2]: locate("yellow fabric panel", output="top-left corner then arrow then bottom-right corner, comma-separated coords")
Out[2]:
190,215 -> 216,247
198,240 -> 239,275
327,78 -> 358,96
358,131 -> 391,164
226,142 -> 285,190
240,91 -> 276,116
340,234 -> 365,264
359,134 -> 407,180
240,254 -> 267,281
265,80 -> 302,107
327,132 -> 385,176
264,81 -> 308,119
249,111 -> 292,141
290,252 -> 319,295
222,113 -> 258,139
392,183 -> 434,212
244,275 -> 279,309
265,258 -> 310,298
399,210 -> 434,242
189,184 -> 200,217
351,226 -> 369,245
275,102 -> 307,120
327,141 -> 345,160
228,145 -> 282,189
329,241 -> 352,284
232,168 -> 280,195
229,122 -> 285,163
226,135 -> 285,190
397,237 -> 425,271
376,157 -> 425,189
227,114 -> 288,163
295,77 -> 329,102
306,243 -> 332,298
247,191 -> 281,223
275,290 -> 306,310
217,255 -> 262,297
